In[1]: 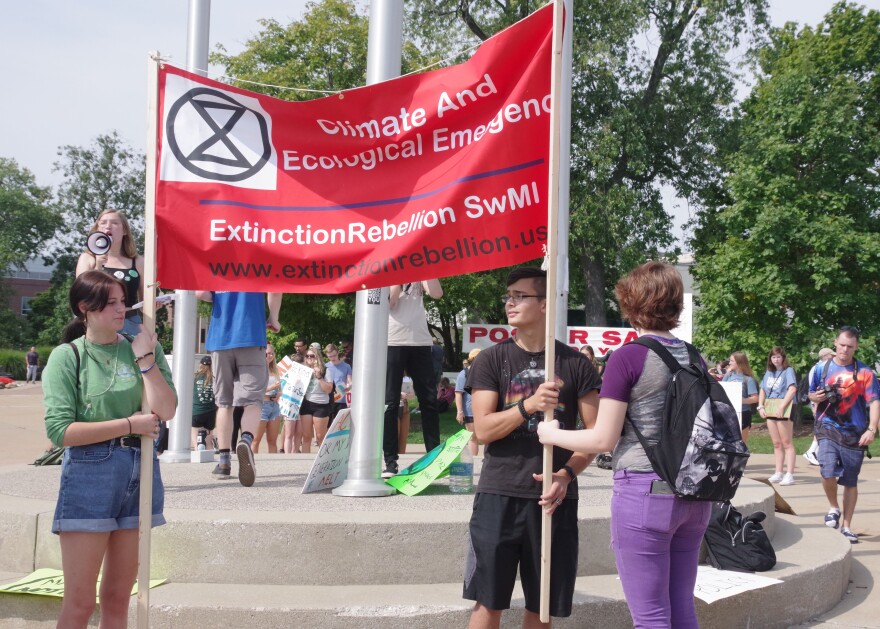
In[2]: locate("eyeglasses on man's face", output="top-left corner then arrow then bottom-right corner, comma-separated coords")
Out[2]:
501,293 -> 545,305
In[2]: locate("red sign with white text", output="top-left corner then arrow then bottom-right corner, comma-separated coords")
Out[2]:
155,6 -> 553,293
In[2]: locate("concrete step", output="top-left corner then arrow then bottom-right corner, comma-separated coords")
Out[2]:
0,515 -> 850,629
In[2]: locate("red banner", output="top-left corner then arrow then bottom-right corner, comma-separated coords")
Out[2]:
155,5 -> 552,293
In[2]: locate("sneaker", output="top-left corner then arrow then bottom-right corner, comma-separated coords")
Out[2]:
841,528 -> 859,544
824,510 -> 841,529
236,440 -> 256,487
779,473 -> 795,486
381,461 -> 398,479
212,463 -> 231,478
768,472 -> 784,483
803,451 -> 819,466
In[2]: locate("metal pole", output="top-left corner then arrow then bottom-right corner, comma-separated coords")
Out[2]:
554,0 -> 573,344
334,0 -> 402,497
162,0 -> 211,463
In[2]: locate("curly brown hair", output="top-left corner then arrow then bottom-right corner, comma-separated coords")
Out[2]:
614,261 -> 683,332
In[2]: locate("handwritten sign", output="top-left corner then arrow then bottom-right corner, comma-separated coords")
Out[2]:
0,568 -> 165,600
385,428 -> 472,496
693,565 -> 781,604
279,360 -> 313,420
301,408 -> 352,493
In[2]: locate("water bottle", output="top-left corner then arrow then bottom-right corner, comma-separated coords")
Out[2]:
449,447 -> 473,493
197,429 -> 207,451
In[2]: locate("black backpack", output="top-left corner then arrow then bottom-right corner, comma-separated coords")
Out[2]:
704,501 -> 776,572
627,337 -> 750,502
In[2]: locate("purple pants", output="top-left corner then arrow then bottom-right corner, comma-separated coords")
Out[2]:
611,470 -> 710,628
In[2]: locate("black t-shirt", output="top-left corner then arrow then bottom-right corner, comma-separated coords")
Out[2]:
26,351 -> 39,366
466,339 -> 601,499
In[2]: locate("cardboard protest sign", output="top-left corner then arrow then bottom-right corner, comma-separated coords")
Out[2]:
0,568 -> 165,600
302,408 -> 352,493
279,360 -> 313,420
385,428 -> 472,496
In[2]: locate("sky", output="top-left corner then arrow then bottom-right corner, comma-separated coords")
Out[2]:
3,0 -> 878,245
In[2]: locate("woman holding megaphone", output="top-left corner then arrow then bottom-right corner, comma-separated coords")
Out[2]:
76,209 -> 145,335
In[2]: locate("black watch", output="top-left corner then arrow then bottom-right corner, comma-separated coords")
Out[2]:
560,465 -> 577,481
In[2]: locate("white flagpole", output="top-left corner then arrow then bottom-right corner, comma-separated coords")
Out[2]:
333,0 -> 400,497
540,0 -> 566,622
137,50 -> 162,629
554,0 -> 574,344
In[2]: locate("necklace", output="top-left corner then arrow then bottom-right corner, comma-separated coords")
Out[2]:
514,337 -> 545,369
82,337 -> 120,410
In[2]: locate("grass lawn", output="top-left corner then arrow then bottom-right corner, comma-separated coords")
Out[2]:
405,400 -> 461,444
746,419 -> 880,457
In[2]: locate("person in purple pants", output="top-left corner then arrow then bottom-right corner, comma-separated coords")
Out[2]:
539,260 -> 710,628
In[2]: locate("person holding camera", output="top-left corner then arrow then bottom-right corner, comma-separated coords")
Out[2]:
75,209 -> 145,336
808,326 -> 879,543
757,346 -> 798,485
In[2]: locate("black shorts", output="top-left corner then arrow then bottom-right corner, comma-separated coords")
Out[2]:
741,410 -> 753,429
192,410 -> 216,431
463,492 -> 578,617
299,400 -> 331,418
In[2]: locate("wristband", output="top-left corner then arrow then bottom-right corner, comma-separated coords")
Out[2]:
561,465 -> 577,481
867,427 -> 876,435
139,362 -> 157,375
135,352 -> 154,363
757,405 -> 764,410
517,398 -> 531,421
126,417 -> 132,434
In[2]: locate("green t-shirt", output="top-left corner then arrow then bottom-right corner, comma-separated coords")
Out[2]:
192,373 -> 216,415
43,336 -> 175,448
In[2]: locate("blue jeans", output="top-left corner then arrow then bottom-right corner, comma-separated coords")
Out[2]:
384,345 -> 439,462
53,441 -> 165,534
611,470 -> 710,628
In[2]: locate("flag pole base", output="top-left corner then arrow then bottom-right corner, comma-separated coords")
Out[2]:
333,479 -> 396,497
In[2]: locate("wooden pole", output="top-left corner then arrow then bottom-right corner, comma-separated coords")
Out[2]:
540,0 -> 566,623
137,51 -> 162,629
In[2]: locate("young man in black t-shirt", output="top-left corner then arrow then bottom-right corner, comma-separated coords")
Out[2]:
464,267 -> 601,628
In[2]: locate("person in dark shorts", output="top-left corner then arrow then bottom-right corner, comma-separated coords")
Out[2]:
464,266 -> 601,627
191,356 -> 217,448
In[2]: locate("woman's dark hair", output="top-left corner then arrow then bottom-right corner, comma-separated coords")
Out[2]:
765,346 -> 791,372
615,261 -> 683,332
60,270 -> 126,343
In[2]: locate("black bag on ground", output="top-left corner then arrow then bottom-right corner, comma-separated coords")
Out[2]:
704,501 -> 776,572
627,337 -> 750,501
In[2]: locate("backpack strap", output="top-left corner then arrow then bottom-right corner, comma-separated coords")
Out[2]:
68,342 -> 81,389
630,336 -> 703,374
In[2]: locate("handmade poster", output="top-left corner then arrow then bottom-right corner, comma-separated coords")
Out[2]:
279,360 -> 313,420
0,568 -> 165,600
301,408 -> 352,493
693,565 -> 782,603
763,398 -> 792,419
385,428 -> 472,496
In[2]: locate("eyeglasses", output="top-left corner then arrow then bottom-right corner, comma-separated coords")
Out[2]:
306,354 -> 317,358
501,293 -> 545,305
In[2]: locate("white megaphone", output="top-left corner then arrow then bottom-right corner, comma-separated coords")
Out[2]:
86,231 -> 112,256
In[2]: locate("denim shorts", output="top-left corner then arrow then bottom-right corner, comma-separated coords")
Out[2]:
818,439 -> 864,487
52,441 -> 165,534
261,400 -> 281,420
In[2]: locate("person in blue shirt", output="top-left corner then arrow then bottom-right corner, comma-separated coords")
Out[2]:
808,326 -> 879,543
195,291 -> 281,486
757,346 -> 798,486
722,351 -> 759,442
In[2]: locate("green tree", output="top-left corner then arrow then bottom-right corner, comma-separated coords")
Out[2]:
692,3 -> 880,373
52,131 -> 145,261
407,0 -> 769,323
0,158 -> 58,273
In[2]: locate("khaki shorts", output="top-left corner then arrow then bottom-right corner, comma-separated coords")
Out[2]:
212,346 -> 268,407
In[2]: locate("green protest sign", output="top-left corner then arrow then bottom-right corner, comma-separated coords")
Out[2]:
0,568 -> 165,600
385,428 -> 472,496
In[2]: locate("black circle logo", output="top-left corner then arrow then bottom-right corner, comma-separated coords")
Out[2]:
166,87 -> 272,182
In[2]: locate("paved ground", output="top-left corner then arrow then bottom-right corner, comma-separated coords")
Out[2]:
1,382 -> 877,627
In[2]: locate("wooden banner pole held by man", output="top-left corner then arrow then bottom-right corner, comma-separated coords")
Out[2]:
137,50 -> 162,629
540,0 -> 566,623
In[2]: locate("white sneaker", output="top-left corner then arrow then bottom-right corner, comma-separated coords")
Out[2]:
780,473 -> 795,486
803,451 -> 819,466
768,472 -> 784,483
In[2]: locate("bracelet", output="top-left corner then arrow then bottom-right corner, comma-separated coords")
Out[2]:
139,362 -> 156,375
517,398 -> 532,421
867,427 -> 877,435
757,405 -> 765,410
561,465 -> 577,481
135,352 -> 154,363
126,417 -> 132,434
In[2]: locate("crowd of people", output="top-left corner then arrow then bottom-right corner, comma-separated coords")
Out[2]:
37,208 -> 879,628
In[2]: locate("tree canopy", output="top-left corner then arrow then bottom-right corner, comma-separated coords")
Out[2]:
692,2 -> 880,372
0,158 -> 58,273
